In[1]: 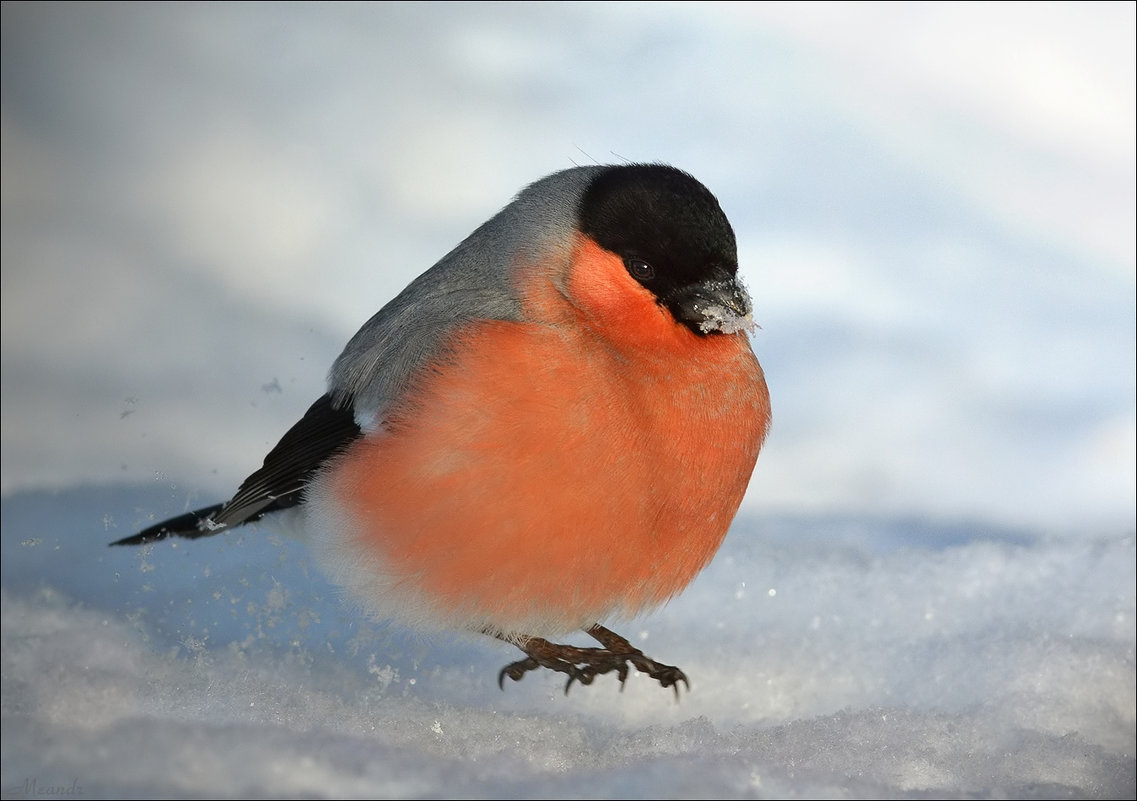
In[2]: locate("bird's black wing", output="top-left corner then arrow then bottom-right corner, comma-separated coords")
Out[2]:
112,393 -> 361,546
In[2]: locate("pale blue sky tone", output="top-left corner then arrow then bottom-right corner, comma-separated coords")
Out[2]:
2,2 -> 1134,531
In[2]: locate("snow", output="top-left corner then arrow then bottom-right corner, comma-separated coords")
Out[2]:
696,306 -> 756,336
2,487 -> 1133,798
2,3 -> 1134,798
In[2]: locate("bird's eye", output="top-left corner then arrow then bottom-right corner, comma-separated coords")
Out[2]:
626,258 -> 655,282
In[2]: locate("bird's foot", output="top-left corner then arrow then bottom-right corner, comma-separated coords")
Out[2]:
495,624 -> 689,696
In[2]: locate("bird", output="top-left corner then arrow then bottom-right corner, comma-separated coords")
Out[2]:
113,163 -> 772,695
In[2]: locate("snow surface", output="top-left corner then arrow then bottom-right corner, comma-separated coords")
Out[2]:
2,2 -> 1134,532
2,486 -> 1133,798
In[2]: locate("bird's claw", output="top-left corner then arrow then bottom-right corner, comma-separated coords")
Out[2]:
498,657 -> 540,690
496,630 -> 688,696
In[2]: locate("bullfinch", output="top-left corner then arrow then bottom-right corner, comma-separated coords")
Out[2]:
113,163 -> 772,694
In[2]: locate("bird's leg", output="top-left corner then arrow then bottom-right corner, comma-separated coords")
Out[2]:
492,625 -> 689,696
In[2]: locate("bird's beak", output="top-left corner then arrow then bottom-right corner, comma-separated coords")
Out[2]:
669,275 -> 755,335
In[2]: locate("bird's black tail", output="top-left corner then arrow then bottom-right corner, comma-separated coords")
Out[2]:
110,503 -> 227,546
111,393 -> 359,548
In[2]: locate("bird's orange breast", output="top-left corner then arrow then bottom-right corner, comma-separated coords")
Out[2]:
322,237 -> 770,636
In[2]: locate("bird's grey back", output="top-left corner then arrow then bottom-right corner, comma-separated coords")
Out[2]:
329,165 -> 606,423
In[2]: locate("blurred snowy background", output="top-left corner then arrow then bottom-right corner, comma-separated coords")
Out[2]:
2,3 -> 1133,798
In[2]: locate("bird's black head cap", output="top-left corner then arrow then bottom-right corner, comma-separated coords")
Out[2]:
577,164 -> 739,312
